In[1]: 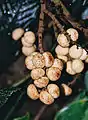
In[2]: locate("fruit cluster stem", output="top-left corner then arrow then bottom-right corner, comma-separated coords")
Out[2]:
38,0 -> 46,53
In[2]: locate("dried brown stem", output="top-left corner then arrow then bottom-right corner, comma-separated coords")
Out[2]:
53,22 -> 58,38
44,9 -> 65,32
58,0 -> 88,38
48,21 -> 53,28
38,0 -> 45,53
34,105 -> 47,120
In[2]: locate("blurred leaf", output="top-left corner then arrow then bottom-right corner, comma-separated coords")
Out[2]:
0,88 -> 25,120
83,109 -> 88,120
0,0 -> 40,31
14,113 -> 30,120
84,71 -> 88,91
0,87 -> 20,108
82,8 -> 88,20
68,0 -> 88,20
76,91 -> 88,100
54,91 -> 88,120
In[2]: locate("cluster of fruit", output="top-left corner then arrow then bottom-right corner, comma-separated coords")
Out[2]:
27,83 -> 72,105
25,51 -> 65,104
55,28 -> 88,75
12,28 -> 72,104
12,28 -> 36,56
12,27 -> 88,105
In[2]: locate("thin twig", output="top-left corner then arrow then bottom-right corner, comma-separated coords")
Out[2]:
58,0 -> 88,38
44,9 -> 64,32
53,22 -> 58,38
58,0 -> 70,16
34,105 -> 47,120
68,74 -> 80,86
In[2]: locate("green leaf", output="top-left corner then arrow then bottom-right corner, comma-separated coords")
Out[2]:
54,91 -> 88,120
83,109 -> 88,120
14,113 -> 30,120
0,87 -> 20,108
84,71 -> 88,91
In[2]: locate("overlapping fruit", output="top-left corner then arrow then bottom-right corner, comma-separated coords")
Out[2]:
12,27 -> 88,104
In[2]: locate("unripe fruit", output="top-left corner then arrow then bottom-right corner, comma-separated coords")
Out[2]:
57,34 -> 69,47
22,45 -> 36,56
69,45 -> 83,59
61,83 -> 72,96
80,49 -> 87,60
43,52 -> 54,67
47,84 -> 60,98
39,90 -> 54,105
72,59 -> 84,73
34,77 -> 49,88
12,28 -> 24,40
21,37 -> 33,47
57,54 -> 68,63
55,45 -> 69,55
52,58 -> 63,71
66,61 -> 76,75
46,67 -> 61,81
31,68 -> 45,80
67,28 -> 79,41
24,31 -> 36,44
27,84 -> 39,100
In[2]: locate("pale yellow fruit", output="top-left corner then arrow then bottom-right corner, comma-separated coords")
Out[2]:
24,31 -> 35,44
57,54 -> 68,63
47,84 -> 60,98
34,77 -> 49,88
27,84 -> 39,100
21,37 -> 33,47
31,68 -> 45,80
22,45 -> 36,56
25,52 -> 41,70
12,28 -> 24,40
46,67 -> 61,81
25,56 -> 35,70
61,83 -> 72,96
55,45 -> 69,55
57,34 -> 69,47
69,45 -> 83,59
72,59 -> 84,73
43,52 -> 54,67
33,53 -> 45,68
66,61 -> 76,75
52,58 -> 63,71
67,28 -> 79,41
80,49 -> 87,60
39,90 -> 54,105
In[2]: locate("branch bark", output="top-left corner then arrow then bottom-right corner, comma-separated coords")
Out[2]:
59,0 -> 88,38
38,0 -> 45,53
44,9 -> 65,32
